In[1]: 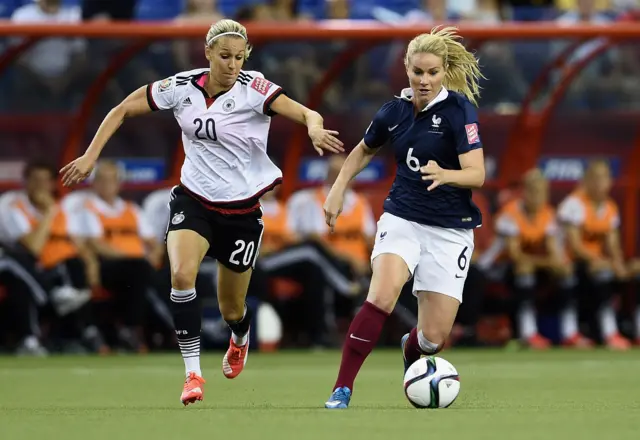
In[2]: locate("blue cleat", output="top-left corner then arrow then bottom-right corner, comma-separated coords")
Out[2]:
325,386 -> 352,409
401,333 -> 411,374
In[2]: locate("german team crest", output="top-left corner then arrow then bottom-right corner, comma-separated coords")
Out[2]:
222,98 -> 235,112
171,212 -> 185,225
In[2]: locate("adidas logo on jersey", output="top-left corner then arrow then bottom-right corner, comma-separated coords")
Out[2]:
182,97 -> 192,106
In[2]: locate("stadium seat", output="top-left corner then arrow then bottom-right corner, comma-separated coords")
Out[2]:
135,0 -> 183,21
298,0 -> 324,19
0,0 -> 22,18
218,0 -> 257,18
375,0 -> 419,15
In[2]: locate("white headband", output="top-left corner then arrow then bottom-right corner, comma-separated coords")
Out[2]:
206,32 -> 247,46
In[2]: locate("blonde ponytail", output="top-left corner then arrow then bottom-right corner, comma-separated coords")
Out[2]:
404,26 -> 484,106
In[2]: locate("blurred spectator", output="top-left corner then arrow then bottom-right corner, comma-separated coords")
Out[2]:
554,0 -> 618,109
0,243 -> 49,355
327,0 -> 349,18
557,160 -> 631,350
555,0 -> 612,13
141,187 -> 172,251
81,0 -> 136,20
252,0 -> 320,104
372,0 -> 461,23
74,160 -> 163,352
612,5 -> 640,109
406,0 -> 461,21
251,187 -> 360,347
493,169 -> 591,349
464,0 -> 503,21
0,161 -> 105,353
173,0 -> 224,73
286,155 -> 376,327
234,4 -> 269,20
556,0 -> 612,22
10,0 -> 87,109
460,0 -> 528,108
502,0 -> 556,21
614,0 -> 640,14
268,0 -> 313,21
175,0 -> 223,22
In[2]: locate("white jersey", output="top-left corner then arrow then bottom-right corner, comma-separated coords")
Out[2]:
147,68 -> 284,204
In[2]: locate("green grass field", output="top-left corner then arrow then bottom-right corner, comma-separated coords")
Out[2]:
1,349 -> 639,439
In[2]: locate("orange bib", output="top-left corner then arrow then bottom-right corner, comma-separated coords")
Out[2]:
261,201 -> 291,252
316,189 -> 369,263
87,201 -> 145,258
571,190 -> 618,258
15,200 -> 77,269
499,200 -> 555,256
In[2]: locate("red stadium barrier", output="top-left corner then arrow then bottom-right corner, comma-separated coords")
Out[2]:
1,21 -> 640,253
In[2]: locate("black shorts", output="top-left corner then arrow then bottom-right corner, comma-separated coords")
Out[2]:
166,186 -> 264,273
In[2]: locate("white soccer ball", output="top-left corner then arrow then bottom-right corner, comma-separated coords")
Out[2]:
403,356 -> 460,408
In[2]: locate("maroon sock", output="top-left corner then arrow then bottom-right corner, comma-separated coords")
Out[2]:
334,301 -> 390,391
403,327 -> 423,366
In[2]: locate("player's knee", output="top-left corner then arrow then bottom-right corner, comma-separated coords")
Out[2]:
170,262 -> 198,291
417,327 -> 446,355
366,291 -> 399,314
219,299 -> 245,321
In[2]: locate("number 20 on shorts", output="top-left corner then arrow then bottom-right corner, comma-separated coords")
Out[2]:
229,240 -> 255,266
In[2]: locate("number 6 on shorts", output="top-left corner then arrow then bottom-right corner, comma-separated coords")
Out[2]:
457,246 -> 468,271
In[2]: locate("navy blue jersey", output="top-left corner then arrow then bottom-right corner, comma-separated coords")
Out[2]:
363,88 -> 482,229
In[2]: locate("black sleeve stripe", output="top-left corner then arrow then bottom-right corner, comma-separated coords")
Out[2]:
263,88 -> 285,116
146,84 -> 159,111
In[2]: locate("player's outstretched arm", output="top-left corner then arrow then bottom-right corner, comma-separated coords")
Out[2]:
269,94 -> 344,156
420,148 -> 485,191
323,140 -> 378,231
60,86 -> 153,187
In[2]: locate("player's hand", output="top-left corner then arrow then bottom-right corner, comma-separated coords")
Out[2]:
420,160 -> 448,191
60,154 -> 96,187
323,187 -> 345,232
308,126 -> 344,156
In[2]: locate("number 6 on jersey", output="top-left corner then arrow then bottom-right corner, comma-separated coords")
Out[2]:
406,148 -> 420,172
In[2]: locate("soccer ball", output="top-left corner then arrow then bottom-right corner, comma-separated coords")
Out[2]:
403,356 -> 460,408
